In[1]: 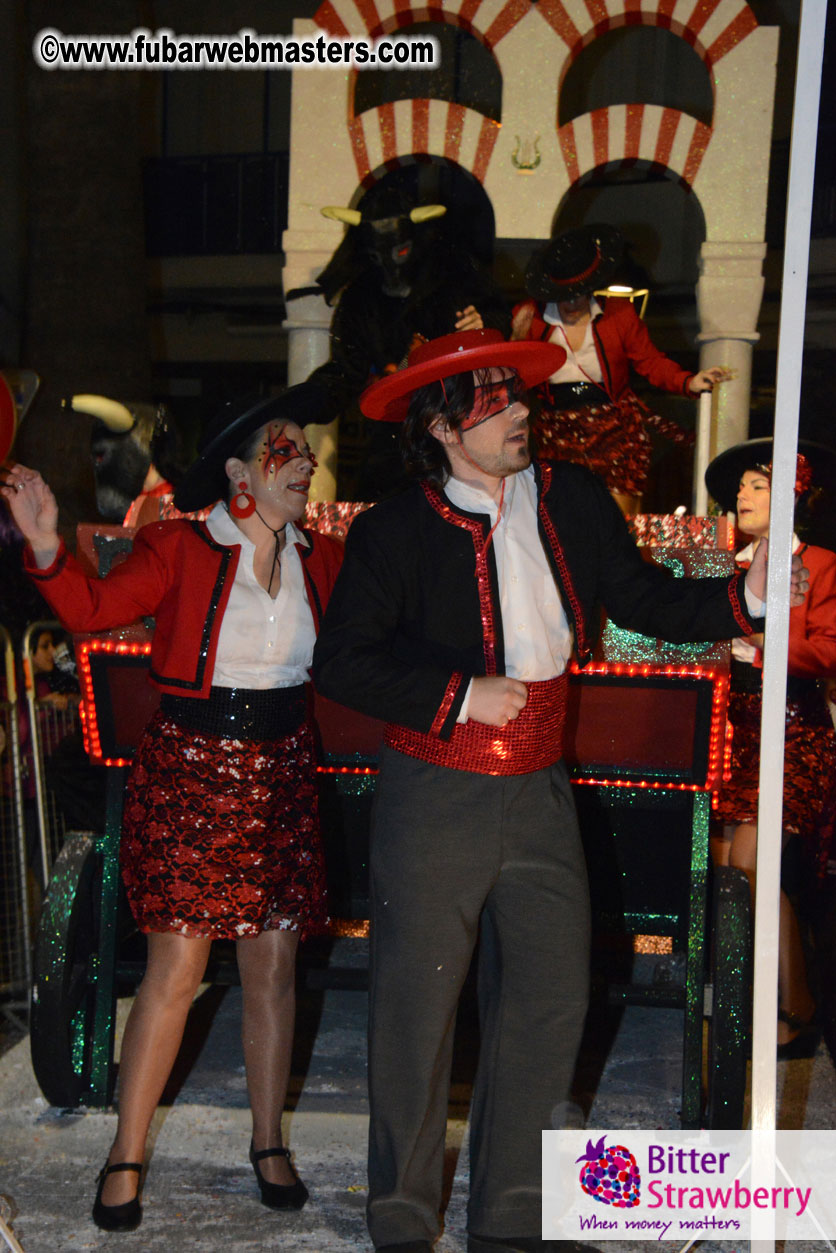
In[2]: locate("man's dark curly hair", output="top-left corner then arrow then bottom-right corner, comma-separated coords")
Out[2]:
401,367 -> 519,488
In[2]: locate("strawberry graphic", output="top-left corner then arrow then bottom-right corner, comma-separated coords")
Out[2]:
576,1136 -> 641,1208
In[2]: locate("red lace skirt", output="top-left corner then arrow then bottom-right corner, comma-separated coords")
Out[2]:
120,712 -> 328,939
533,392 -> 692,496
533,395 -> 651,495
714,686 -> 836,878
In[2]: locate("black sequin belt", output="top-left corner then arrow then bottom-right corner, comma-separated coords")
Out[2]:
541,381 -> 610,407
731,658 -> 819,702
160,685 -> 308,740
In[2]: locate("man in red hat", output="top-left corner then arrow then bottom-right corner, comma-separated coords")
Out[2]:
312,329 -> 797,1253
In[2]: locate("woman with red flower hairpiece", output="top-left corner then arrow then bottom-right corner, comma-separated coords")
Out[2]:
705,437 -> 836,1058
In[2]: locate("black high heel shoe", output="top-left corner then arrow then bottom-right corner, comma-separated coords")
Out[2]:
249,1141 -> 309,1210
92,1161 -> 143,1231
777,1009 -> 820,1060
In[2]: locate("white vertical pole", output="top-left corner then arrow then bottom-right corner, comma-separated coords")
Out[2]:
693,390 -> 712,515
750,1 -> 828,1250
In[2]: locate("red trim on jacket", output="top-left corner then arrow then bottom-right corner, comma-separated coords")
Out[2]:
422,482 -> 499,676
727,572 -> 754,637
535,461 -> 589,658
430,672 -> 465,737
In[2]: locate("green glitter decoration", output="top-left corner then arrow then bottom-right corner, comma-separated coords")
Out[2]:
682,791 -> 710,1129
601,548 -> 736,666
70,1006 -> 86,1076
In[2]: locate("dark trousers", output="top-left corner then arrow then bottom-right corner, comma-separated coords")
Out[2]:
367,748 -> 591,1247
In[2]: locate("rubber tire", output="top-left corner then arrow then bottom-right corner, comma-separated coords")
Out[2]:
707,864 -> 752,1128
30,832 -> 101,1107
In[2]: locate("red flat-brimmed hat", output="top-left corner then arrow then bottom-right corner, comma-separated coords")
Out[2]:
359,328 -> 566,423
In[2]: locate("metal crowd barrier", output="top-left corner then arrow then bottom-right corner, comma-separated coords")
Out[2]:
0,619 -> 86,1034
0,624 -> 30,1027
21,620 -> 83,887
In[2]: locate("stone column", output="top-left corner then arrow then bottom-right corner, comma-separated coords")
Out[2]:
696,241 -> 766,464
283,235 -> 338,501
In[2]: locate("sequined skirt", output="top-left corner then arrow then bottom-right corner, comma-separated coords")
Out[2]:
714,684 -> 836,877
120,710 -> 327,939
533,394 -> 653,495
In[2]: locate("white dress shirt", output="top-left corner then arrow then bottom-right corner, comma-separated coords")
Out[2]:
542,298 -> 604,385
206,503 -> 316,689
443,466 -> 573,720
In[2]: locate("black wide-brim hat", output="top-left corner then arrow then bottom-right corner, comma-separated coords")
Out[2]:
525,224 -> 624,303
705,436 -> 836,513
359,328 -> 566,424
174,387 -> 311,513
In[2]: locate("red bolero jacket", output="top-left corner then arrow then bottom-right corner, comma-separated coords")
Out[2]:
25,519 -> 344,699
513,295 -> 695,403
738,542 -> 836,679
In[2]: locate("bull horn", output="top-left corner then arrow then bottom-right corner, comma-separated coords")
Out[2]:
321,206 -> 362,226
409,205 -> 446,223
66,394 -> 135,432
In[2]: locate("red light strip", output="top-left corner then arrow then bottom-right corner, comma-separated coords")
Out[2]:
569,660 -> 715,680
316,765 -> 378,776
77,637 -> 152,767
75,644 -> 731,788
568,661 -> 729,793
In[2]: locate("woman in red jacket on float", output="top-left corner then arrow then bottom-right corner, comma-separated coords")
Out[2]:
513,224 -> 730,515
2,390 -> 343,1231
706,438 -> 836,1058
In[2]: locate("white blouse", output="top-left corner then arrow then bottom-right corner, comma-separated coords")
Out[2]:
542,298 -> 604,385
206,503 -> 316,689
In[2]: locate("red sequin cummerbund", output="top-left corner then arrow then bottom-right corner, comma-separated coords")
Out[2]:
384,674 -> 568,776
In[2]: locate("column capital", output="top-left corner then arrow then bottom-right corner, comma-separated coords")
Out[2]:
696,330 -> 761,345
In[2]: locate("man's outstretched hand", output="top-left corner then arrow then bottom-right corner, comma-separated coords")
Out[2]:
744,537 -> 809,608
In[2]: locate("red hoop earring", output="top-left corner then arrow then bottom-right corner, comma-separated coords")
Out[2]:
230,481 -> 256,519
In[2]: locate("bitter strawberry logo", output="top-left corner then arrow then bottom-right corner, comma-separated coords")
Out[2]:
576,1136 -> 641,1207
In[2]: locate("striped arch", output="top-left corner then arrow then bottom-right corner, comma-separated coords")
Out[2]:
559,104 -> 712,190
536,0 -> 757,67
314,0 -> 531,48
313,0 -> 517,185
541,0 -> 757,187
346,99 -> 501,187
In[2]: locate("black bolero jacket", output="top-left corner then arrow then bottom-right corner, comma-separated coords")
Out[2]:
312,461 -> 755,740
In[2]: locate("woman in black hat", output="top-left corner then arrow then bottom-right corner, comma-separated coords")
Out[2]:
513,224 -> 730,514
706,437 -> 836,1057
2,389 -> 343,1228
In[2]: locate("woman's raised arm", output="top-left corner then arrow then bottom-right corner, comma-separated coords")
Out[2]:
0,465 -> 61,567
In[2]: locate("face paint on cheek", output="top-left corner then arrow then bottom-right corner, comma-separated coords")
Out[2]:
260,425 -> 311,479
460,378 -> 524,432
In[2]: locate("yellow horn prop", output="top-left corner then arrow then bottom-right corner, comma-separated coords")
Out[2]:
321,206 -> 362,226
69,394 -> 135,431
409,205 -> 447,223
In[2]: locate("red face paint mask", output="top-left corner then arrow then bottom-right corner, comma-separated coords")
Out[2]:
460,375 -> 526,432
260,424 -> 317,478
